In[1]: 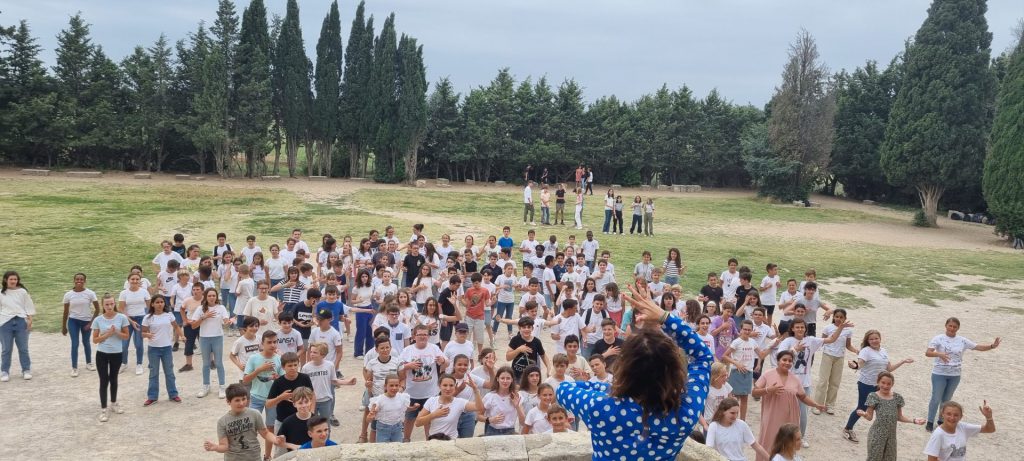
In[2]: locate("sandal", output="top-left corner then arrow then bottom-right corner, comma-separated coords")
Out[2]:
843,428 -> 859,443
357,435 -> 368,443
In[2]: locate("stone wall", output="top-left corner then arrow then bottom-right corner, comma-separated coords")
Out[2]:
276,432 -> 726,461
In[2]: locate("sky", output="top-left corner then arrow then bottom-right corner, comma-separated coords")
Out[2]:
4,0 -> 1022,107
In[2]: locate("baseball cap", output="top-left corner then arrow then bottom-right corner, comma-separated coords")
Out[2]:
316,308 -> 333,320
454,322 -> 469,332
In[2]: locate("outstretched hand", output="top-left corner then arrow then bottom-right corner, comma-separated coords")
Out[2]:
980,400 -> 993,419
622,281 -> 664,324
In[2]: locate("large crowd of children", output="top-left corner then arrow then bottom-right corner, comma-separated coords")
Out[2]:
0,205 -> 1002,461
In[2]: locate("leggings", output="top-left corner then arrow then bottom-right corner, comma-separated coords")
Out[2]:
68,318 -> 93,369
613,210 -> 624,233
96,351 -> 122,408
845,381 -> 877,430
629,214 -> 642,234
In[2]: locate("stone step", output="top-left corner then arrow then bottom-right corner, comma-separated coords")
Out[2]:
436,178 -> 450,186
175,174 -> 191,180
494,180 -> 507,186
67,171 -> 102,178
20,169 -> 50,176
261,175 -> 281,181
308,176 -> 328,181
134,173 -> 152,179
415,179 -> 427,188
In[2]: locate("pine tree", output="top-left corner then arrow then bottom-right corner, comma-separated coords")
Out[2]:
422,77 -> 461,179
339,1 -> 373,177
881,0 -> 997,226
310,0 -> 342,177
395,34 -> 426,184
208,0 -> 238,175
983,34 -> 1024,242
370,13 -> 398,182
235,0 -> 272,177
273,0 -> 311,177
52,13 -> 95,165
0,20 -> 58,166
832,60 -> 898,200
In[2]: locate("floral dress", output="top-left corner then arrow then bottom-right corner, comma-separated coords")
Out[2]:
865,392 -> 904,461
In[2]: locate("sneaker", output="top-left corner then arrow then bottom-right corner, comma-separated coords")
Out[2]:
99,408 -> 109,422
826,406 -> 835,415
173,342 -> 180,352
135,364 -> 144,375
196,385 -> 210,398
112,402 -> 124,414
218,385 -> 227,399
86,362 -> 96,371
359,405 -> 367,411
811,407 -> 821,415
143,399 -> 157,407
925,422 -> 934,432
22,371 -> 32,380
170,396 -> 182,403
71,368 -> 80,378
842,428 -> 859,443
178,364 -> 193,372
802,441 -> 810,448
0,372 -> 8,382
330,416 -> 340,427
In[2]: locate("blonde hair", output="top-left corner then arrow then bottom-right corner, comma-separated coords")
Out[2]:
291,387 -> 315,403
710,362 -> 729,382
308,342 -> 329,356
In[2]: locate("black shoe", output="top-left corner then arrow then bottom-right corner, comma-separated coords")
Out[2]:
172,342 -> 179,352
330,416 -> 340,427
925,422 -> 934,432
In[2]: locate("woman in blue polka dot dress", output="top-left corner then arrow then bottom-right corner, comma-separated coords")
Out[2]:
557,282 -> 713,460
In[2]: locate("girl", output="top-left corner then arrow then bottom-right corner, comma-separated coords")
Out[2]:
924,317 -> 1000,432
183,245 -> 202,273
573,187 -> 584,230
367,375 -> 415,443
708,397 -> 770,461
91,293 -> 130,421
471,348 -> 497,390
604,283 -> 623,328
481,236 -> 501,260
452,354 -> 487,438
663,248 -> 683,286
612,195 -> 625,234
462,235 -> 479,258
738,291 -> 762,322
924,400 -> 996,461
517,365 -> 543,415
356,238 -> 373,264
141,296 -> 182,405
411,265 -> 434,312
579,278 -> 599,311
178,282 -> 204,372
770,423 -> 803,461
814,308 -> 858,415
319,252 -> 341,280
697,315 -> 715,360
629,195 -> 643,235
249,251 -> 268,284
643,197 -> 655,236
63,273 -> 100,377
682,299 -> 702,328
482,366 -> 525,436
0,271 -> 34,381
416,298 -> 448,345
711,303 -> 737,360
349,269 -> 377,358
701,362 -> 733,432
659,293 -> 677,315
602,189 -> 615,234
843,330 -> 914,443
856,372 -> 925,461
271,267 -> 305,316
188,288 -> 232,399
266,245 -> 287,295
424,243 -> 442,279
522,383 -> 556,434
122,266 -> 153,293
118,273 -> 151,375
415,374 -> 485,440
395,289 -> 417,327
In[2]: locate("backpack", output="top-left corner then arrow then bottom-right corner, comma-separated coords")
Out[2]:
584,307 -> 608,326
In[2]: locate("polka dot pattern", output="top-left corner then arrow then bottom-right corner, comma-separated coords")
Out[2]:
556,315 -> 712,460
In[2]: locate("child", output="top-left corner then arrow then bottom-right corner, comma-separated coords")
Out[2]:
923,400 -> 996,461
399,324 -> 448,441
544,353 -> 571,388
517,277 -> 549,319
461,272 -> 491,351
243,330 -> 283,459
546,406 -> 572,433
699,272 -> 724,308
242,280 -> 277,333
498,226 -> 514,251
519,229 -> 539,264
506,315 -> 551,380
266,352 -> 315,432
563,334 -> 591,381
588,354 -> 613,384
720,258 -> 741,302
299,416 -> 337,449
481,366 -> 525,436
814,308 -> 857,415
769,423 -> 803,461
647,268 -> 666,300
275,312 -> 304,359
378,305 -> 412,354
368,374 -> 416,443
492,263 -> 518,336
722,320 -> 770,421
443,323 -> 476,374
276,387 -> 316,451
707,397 -> 770,461
696,315 -> 715,360
581,231 -> 599,271
643,197 -> 655,236
760,263 -> 781,323
589,319 -> 624,371
711,302 -> 737,359
92,293 -> 130,421
634,251 -> 654,283
316,286 -> 347,339
522,383 -> 556,434
203,383 -> 284,459
233,264 -> 255,328
776,318 -> 853,440
700,362 -> 733,432
230,317 -> 262,381
580,294 -> 609,358
141,296 -> 183,406
855,372 -> 925,460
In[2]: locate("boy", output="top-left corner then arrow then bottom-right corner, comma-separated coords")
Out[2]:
518,277 -> 549,319
299,416 -> 337,449
399,324 -> 447,441
590,260 -> 615,293
443,323 -> 476,373
156,259 -> 181,307
699,272 -> 724,307
647,268 -> 667,301
720,258 -> 741,302
589,319 -> 624,371
749,307 -> 775,383
437,276 -> 461,349
496,248 -> 516,274
171,233 -> 187,257
734,272 -> 754,316
507,315 -> 551,380
461,273 -> 491,351
231,317 -> 263,381
580,294 -> 610,358
203,383 -> 283,460
588,354 -> 613,384
546,406 -> 572,433
243,330 -> 283,460
290,228 -> 311,256
213,233 -> 232,268
316,286 -> 347,339
581,231 -> 599,271
243,281 -> 277,333
276,387 -> 316,451
498,226 -> 514,251
544,353 -> 571,388
722,320 -> 772,420
599,250 -> 615,275
519,229 -> 539,264
280,238 -> 298,266
480,270 -> 498,346
275,312 -> 305,359
481,253 -> 502,281
379,305 -> 411,354
634,251 -> 654,283
550,299 -> 585,354
493,263 -> 518,336
217,252 -> 238,332
795,281 -> 832,337
760,263 -> 781,323
292,288 -> 319,361
302,342 -> 354,427
266,352 -> 314,432
241,235 -> 262,265
563,335 -> 591,381
399,242 -> 425,288
154,240 -> 185,273
308,309 -> 344,381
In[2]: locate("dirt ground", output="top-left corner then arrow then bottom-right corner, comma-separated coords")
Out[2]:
0,170 -> 1018,460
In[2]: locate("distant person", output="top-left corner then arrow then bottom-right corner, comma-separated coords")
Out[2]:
575,164 -> 585,190
523,181 -> 536,226
585,168 -> 594,195
540,167 -> 548,185
524,164 -> 532,183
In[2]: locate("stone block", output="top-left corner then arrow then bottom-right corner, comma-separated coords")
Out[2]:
671,185 -> 684,192
437,178 -> 450,186
262,175 -> 281,181
21,169 -> 50,176
656,184 -> 668,191
611,184 -> 622,189
191,176 -> 206,181
808,201 -> 821,208
415,179 -> 427,188
308,176 -> 328,181
348,177 -> 369,181
465,179 -> 476,185
67,171 -> 102,178
494,180 -> 507,186
175,174 -> 191,180
133,173 -> 151,179
793,200 -> 805,207
862,200 -> 875,205
641,185 -> 651,191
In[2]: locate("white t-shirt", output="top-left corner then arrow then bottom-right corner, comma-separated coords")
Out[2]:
423,397 -> 469,439
233,278 -> 255,315
152,251 -> 183,271
63,289 -> 98,321
266,257 -> 287,280
707,420 -> 756,461
170,282 -> 192,309
301,360 -> 337,402
369,392 -> 412,425
241,246 -> 262,264
483,392 -> 519,430
364,355 -> 401,397
778,336 -> 824,388
923,422 -> 981,461
523,186 -> 533,204
157,270 -> 178,296
525,406 -> 552,433
821,323 -> 854,357
308,326 -> 343,363
582,308 -> 609,345
416,315 -> 441,344
400,343 -> 444,399
778,291 -> 799,321
552,314 -> 586,354
276,328 -> 303,355
231,335 -> 262,378
142,312 -> 176,348
752,322 -> 774,350
520,239 -> 539,260
771,455 -> 802,461
795,296 -> 821,325
581,240 -> 599,261
720,270 -> 740,300
118,288 -> 151,317
455,372 -> 486,400
242,297 -> 278,331
699,333 -> 716,358
189,304 -> 230,337
760,275 -> 780,305
728,337 -> 760,370
443,340 -> 476,374
495,274 -> 517,304
413,277 -> 434,304
857,347 -> 890,385
703,383 -> 733,421
218,265 -> 238,293
929,334 -> 977,376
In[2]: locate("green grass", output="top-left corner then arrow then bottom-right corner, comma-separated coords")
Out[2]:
2,178 -> 1022,332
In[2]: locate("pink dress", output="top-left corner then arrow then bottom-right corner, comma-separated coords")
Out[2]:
754,369 -> 804,461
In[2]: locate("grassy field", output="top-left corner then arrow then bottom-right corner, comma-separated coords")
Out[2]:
1,178 -> 1021,332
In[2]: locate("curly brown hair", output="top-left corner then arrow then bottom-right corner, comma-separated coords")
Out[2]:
610,327 -> 688,419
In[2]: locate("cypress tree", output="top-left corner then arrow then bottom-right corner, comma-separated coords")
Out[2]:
370,13 -> 398,182
983,36 -> 1024,242
881,0 -> 996,226
1,20 -> 58,166
395,34 -> 426,184
422,77 -> 461,179
235,0 -> 272,177
339,1 -> 373,177
831,60 -> 898,200
273,0 -> 311,177
311,0 -> 342,177
209,0 -> 238,175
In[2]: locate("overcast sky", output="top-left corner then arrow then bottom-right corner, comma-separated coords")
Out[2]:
4,0 -> 1021,107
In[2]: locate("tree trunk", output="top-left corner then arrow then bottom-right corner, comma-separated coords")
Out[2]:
404,146 -> 418,185
917,184 -> 944,228
286,136 -> 299,177
272,141 -> 282,175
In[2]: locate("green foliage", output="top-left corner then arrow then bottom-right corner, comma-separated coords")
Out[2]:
912,209 -> 930,227
831,60 -> 899,200
273,0 -> 311,177
984,36 -> 1024,239
395,34 -> 427,182
235,0 -> 272,177
309,0 -> 342,177
338,1 -> 374,177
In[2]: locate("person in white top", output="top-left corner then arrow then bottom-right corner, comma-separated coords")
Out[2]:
118,273 -> 151,375
720,258 -> 741,303
0,271 -> 36,381
923,400 -> 996,461
141,296 -> 183,405
290,228 -> 311,257
367,375 -> 417,443
759,263 -> 781,323
707,398 -> 769,461
400,324 -> 448,441
243,281 -> 278,332
188,288 -> 233,399
415,373 -> 485,440
63,273 -> 100,377
152,240 -> 184,273
843,329 -> 914,443
770,423 -> 804,461
775,317 -> 853,439
481,366 -> 525,436
923,317 -> 999,432
813,309 -> 858,415
522,181 -> 535,225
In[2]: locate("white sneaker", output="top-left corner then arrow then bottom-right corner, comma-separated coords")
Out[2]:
112,401 -> 124,414
119,366 -> 126,374
22,371 -> 32,380
197,385 -> 210,398
530,222 -> 536,226
99,408 -> 109,422
0,372 -> 8,382
71,368 -> 80,378
86,363 -> 96,371
135,364 -> 144,375
218,385 -> 227,399
802,441 -> 810,448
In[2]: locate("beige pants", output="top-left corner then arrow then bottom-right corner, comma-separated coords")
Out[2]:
815,353 -> 844,408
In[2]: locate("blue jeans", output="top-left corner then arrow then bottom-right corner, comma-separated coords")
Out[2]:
354,311 -> 374,357
541,206 -> 550,225
602,209 -> 612,232
251,394 -> 277,424
147,345 -> 178,399
68,318 -> 93,369
316,399 -> 333,420
221,289 -> 236,317
484,424 -> 515,436
492,302 -> 514,334
845,381 -> 877,430
928,373 -> 961,424
458,411 -> 477,438
664,276 -> 679,286
376,421 -> 404,443
582,342 -> 596,359
122,315 -> 145,365
270,278 -> 284,300
0,316 -> 31,373
199,335 -> 226,386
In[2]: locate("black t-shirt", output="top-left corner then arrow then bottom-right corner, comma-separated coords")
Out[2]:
590,337 -> 624,372
700,285 -> 723,307
438,287 -> 457,341
403,254 -> 426,284
555,189 -> 566,204
294,302 -> 314,339
482,263 -> 502,281
268,373 -> 314,422
508,335 -> 545,380
735,285 -> 752,306
277,413 -> 312,450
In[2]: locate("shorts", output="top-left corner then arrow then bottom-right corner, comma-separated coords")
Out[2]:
727,368 -> 753,395
361,389 -> 370,407
406,397 -> 428,420
763,305 -> 775,317
466,317 -> 486,343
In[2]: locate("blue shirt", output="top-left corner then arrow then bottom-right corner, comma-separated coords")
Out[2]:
557,315 -> 712,460
91,313 -> 130,354
498,236 -> 514,250
299,439 -> 337,449
316,300 -> 346,332
245,354 -> 284,399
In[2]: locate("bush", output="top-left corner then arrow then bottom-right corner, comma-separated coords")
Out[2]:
912,209 -> 930,227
